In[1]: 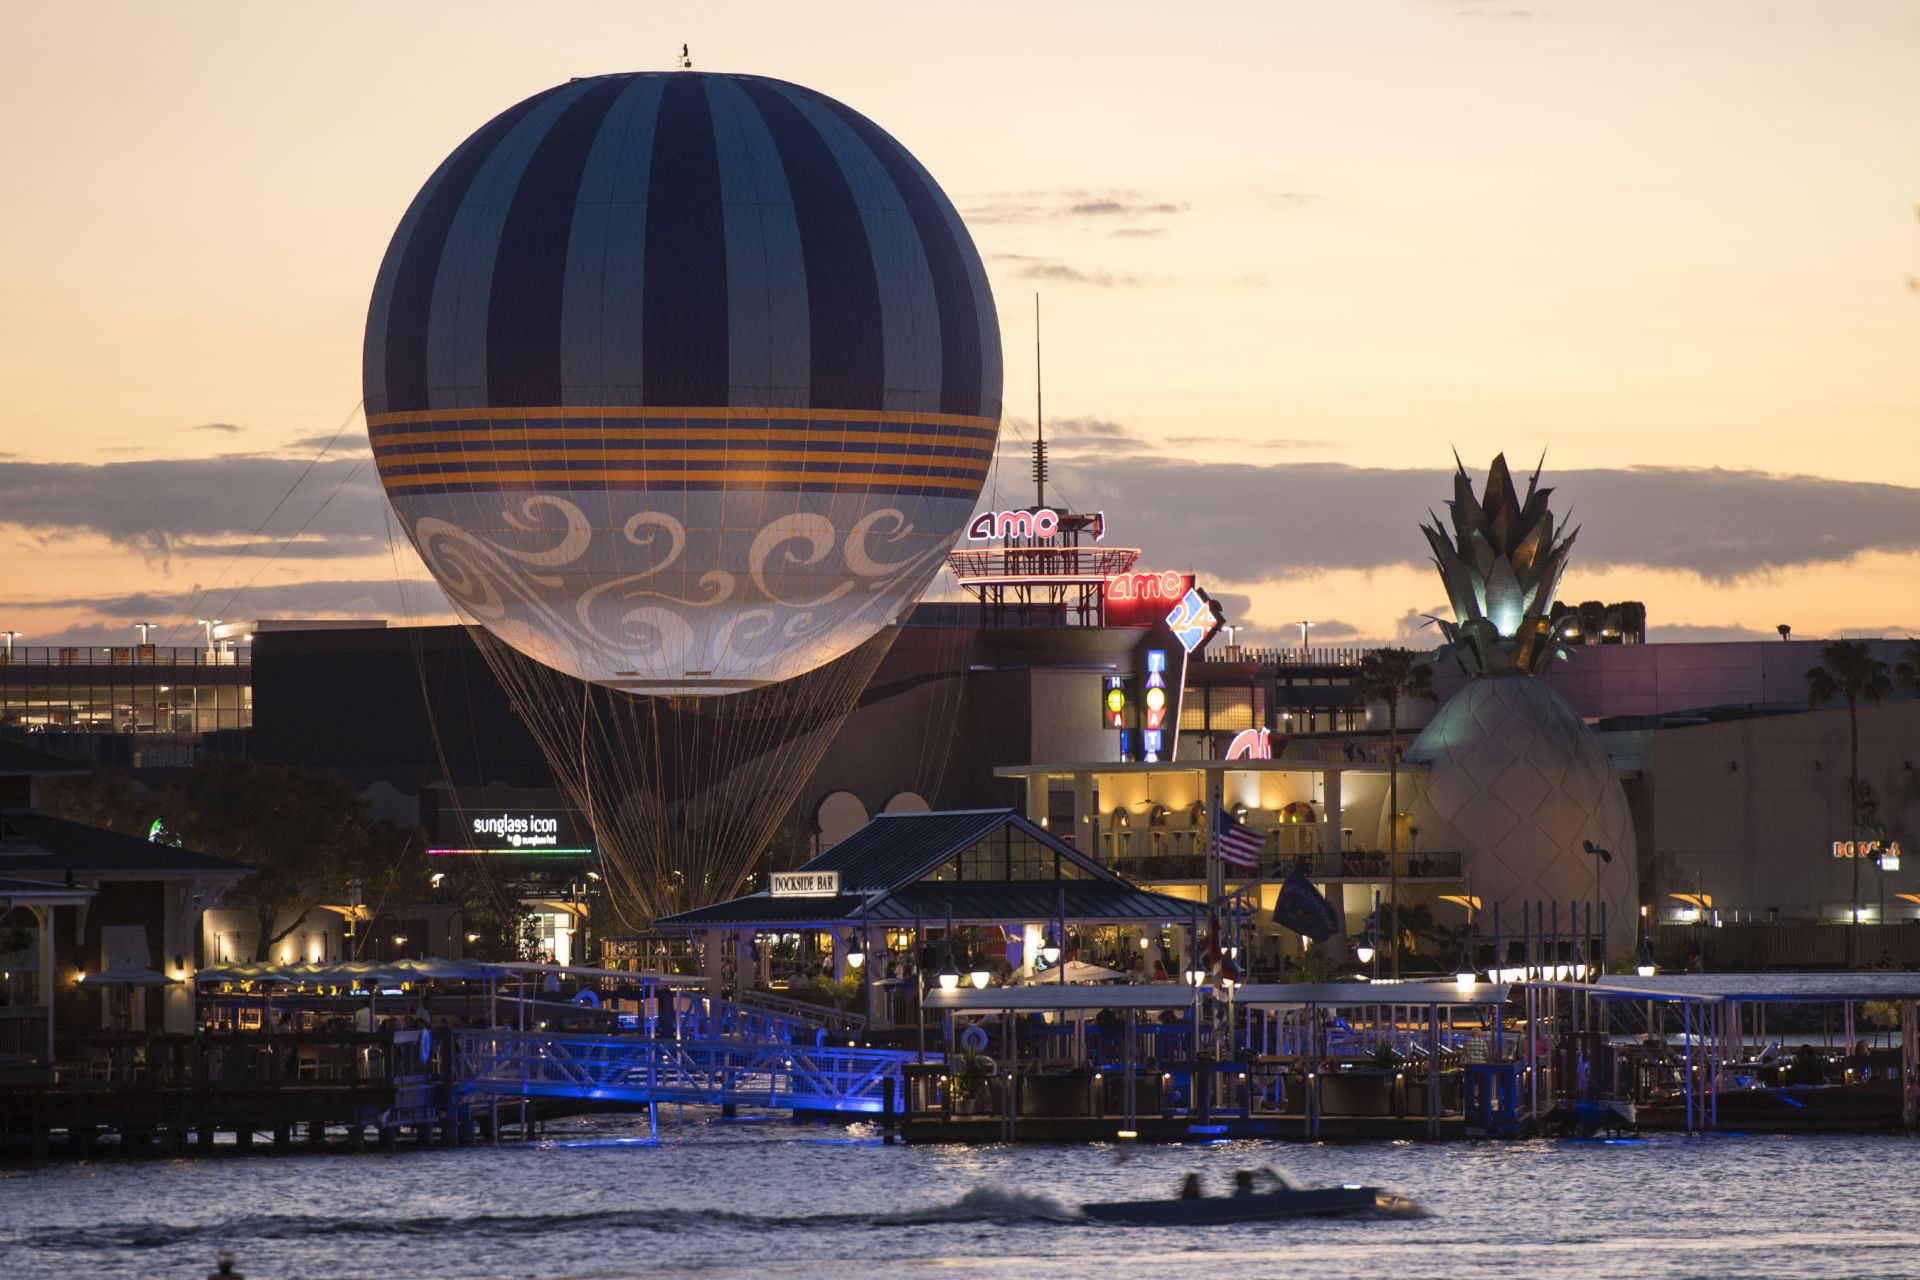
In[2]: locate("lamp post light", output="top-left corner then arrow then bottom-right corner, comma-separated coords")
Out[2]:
133,622 -> 153,645
1582,840 -> 1613,977
1453,937 -> 1479,993
1356,890 -> 1381,982
1876,846 -> 1899,941
1296,620 -> 1314,655
196,618 -> 222,661
1,631 -> 19,660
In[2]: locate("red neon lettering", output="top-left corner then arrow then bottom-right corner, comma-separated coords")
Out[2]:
969,508 -> 1060,541
1225,728 -> 1272,761
1106,572 -> 1188,602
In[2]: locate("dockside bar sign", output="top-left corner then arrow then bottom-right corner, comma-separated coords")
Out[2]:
770,871 -> 842,897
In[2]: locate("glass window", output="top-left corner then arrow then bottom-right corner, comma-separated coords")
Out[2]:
1209,686 -> 1254,731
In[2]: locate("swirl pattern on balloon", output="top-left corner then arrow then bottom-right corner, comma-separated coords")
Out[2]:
403,491 -> 967,693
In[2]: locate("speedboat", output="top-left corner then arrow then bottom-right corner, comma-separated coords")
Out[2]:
1082,1169 -> 1394,1226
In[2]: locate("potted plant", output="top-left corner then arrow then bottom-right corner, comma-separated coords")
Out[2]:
952,1046 -> 996,1116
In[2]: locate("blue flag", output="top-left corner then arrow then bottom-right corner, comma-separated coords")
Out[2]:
1272,868 -> 1342,943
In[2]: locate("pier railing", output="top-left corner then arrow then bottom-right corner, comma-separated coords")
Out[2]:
454,1029 -> 915,1115
718,987 -> 869,1036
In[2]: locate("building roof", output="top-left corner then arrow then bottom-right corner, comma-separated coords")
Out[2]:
660,880 -> 1204,930
1568,972 -> 1920,1003
0,738 -> 91,777
870,882 -> 1197,924
0,875 -> 93,905
0,811 -> 251,880
655,894 -> 878,929
927,980 -> 1511,1013
797,808 -> 1117,891
656,808 -> 1196,931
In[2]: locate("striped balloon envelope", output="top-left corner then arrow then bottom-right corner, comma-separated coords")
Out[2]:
364,71 -> 1001,694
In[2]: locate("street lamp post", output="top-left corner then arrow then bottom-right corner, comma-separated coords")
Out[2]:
1875,847 -> 1899,955
1356,890 -> 1381,983
1296,620 -> 1314,656
196,618 -> 222,661
0,631 -> 19,660
1582,841 -> 1613,977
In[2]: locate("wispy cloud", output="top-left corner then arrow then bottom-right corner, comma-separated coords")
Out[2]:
11,577 -> 454,646
963,189 -> 1192,226
284,429 -> 372,456
1047,449 -> 1920,585
991,253 -> 1148,287
191,421 -> 245,434
1067,198 -> 1187,217
0,456 -> 386,567
1045,417 -> 1156,452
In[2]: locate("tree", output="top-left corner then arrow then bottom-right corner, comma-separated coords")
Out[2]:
1352,647 -> 1436,979
164,757 -> 423,962
1894,637 -> 1920,695
1807,640 -> 1892,966
37,769 -> 162,837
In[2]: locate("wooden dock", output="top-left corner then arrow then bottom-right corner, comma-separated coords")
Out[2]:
0,1029 -> 466,1157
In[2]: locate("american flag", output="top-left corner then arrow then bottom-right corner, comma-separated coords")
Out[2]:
1213,806 -> 1264,870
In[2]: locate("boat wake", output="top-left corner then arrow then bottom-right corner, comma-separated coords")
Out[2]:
887,1185 -> 1085,1224
1368,1193 -> 1432,1219
11,1186 -> 1084,1253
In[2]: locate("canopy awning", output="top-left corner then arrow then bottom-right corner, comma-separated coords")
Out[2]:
656,881 -> 1204,932
80,966 -> 179,988
928,979 -> 1511,1013
194,957 -> 500,986
1548,972 -> 1920,1004
1014,960 -> 1128,985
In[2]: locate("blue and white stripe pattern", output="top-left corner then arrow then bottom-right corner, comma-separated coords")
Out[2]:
361,72 -> 1002,694
364,70 -> 1000,436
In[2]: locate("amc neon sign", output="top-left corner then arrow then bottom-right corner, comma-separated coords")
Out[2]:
967,508 -> 1060,540
1105,571 -> 1188,602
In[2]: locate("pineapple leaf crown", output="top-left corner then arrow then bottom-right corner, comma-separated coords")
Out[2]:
1422,451 -> 1579,676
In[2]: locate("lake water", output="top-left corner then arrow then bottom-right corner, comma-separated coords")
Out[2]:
3,1112 -> 1917,1279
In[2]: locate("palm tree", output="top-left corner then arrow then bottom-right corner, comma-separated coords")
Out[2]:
1353,646 -> 1436,979
1894,638 -> 1920,695
1806,640 -> 1892,966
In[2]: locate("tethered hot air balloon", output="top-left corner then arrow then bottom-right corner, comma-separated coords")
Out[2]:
365,71 -> 1002,922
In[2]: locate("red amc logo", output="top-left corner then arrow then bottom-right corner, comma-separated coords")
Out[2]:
966,508 -> 1060,540
1105,571 -> 1194,626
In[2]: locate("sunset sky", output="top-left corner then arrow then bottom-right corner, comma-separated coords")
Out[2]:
2,1 -> 1916,649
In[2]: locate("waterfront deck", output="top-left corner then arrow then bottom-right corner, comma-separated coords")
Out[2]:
0,1029 -> 455,1156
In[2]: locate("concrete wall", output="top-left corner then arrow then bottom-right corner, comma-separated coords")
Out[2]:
1436,638 -> 1916,722
1640,698 -> 1920,923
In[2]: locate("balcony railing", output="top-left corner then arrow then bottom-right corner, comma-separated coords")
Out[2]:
0,1007 -> 49,1060
1109,849 -> 1463,884
1307,851 -> 1462,880
0,645 -> 249,667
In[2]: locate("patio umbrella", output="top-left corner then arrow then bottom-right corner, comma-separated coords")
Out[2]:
1020,960 -> 1127,984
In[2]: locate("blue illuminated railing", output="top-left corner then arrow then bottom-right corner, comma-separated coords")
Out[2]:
454,1030 -> 921,1115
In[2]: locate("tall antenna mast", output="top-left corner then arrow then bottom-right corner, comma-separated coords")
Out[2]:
1032,293 -> 1048,509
